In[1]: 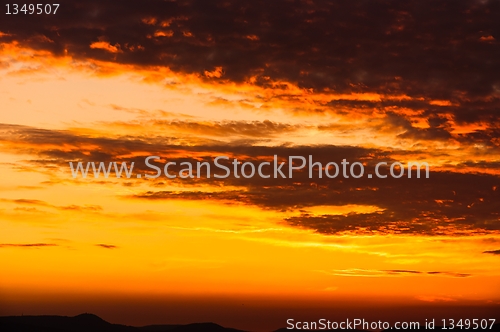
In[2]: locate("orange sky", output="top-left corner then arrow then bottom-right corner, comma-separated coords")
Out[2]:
1,1 -> 500,330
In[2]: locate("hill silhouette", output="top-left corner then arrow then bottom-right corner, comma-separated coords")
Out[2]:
1,314 -> 498,331
0,314 -> 246,332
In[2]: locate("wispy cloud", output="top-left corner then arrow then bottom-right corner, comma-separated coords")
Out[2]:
483,249 -> 500,255
416,295 -> 458,303
0,243 -> 58,248
0,197 -> 102,213
319,269 -> 471,278
95,244 -> 118,249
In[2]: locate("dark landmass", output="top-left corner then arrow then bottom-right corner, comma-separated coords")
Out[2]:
0,314 -> 498,332
0,313 -> 246,332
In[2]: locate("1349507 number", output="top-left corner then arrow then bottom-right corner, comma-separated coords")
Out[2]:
5,4 -> 59,14
441,319 -> 496,329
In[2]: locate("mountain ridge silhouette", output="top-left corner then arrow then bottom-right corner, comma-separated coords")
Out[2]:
1,314 -> 498,331
0,314 -> 246,332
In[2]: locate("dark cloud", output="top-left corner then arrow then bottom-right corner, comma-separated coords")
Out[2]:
107,119 -> 303,139
0,198 -> 102,212
159,120 -> 300,138
325,269 -> 471,277
134,168 -> 500,236
0,198 -> 50,206
60,205 -> 103,212
0,243 -> 58,248
387,270 -> 471,278
96,244 -> 118,249
483,249 -> 500,255
0,196 -> 103,212
0,123 -> 383,170
2,0 -> 500,123
2,123 -> 500,236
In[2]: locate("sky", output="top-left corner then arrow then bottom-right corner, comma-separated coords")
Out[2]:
1,0 -> 500,331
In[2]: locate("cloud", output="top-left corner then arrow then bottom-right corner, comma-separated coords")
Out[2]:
1,0 -> 499,116
0,0 -> 499,96
416,296 -> 458,303
3,4 -> 500,167
60,205 -> 103,212
135,171 -> 500,236
155,120 -> 301,138
0,243 -> 58,248
483,249 -> 500,255
2,123 -> 500,236
90,41 -> 122,53
320,269 -> 471,278
0,198 -> 50,206
95,244 -> 118,249
0,197 -> 102,213
404,271 -> 471,278
105,119 -> 304,139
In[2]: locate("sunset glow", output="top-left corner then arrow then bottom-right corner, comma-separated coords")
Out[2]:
1,1 -> 500,331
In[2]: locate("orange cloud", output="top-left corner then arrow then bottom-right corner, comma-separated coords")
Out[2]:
154,30 -> 174,37
204,66 -> 224,78
90,41 -> 122,53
